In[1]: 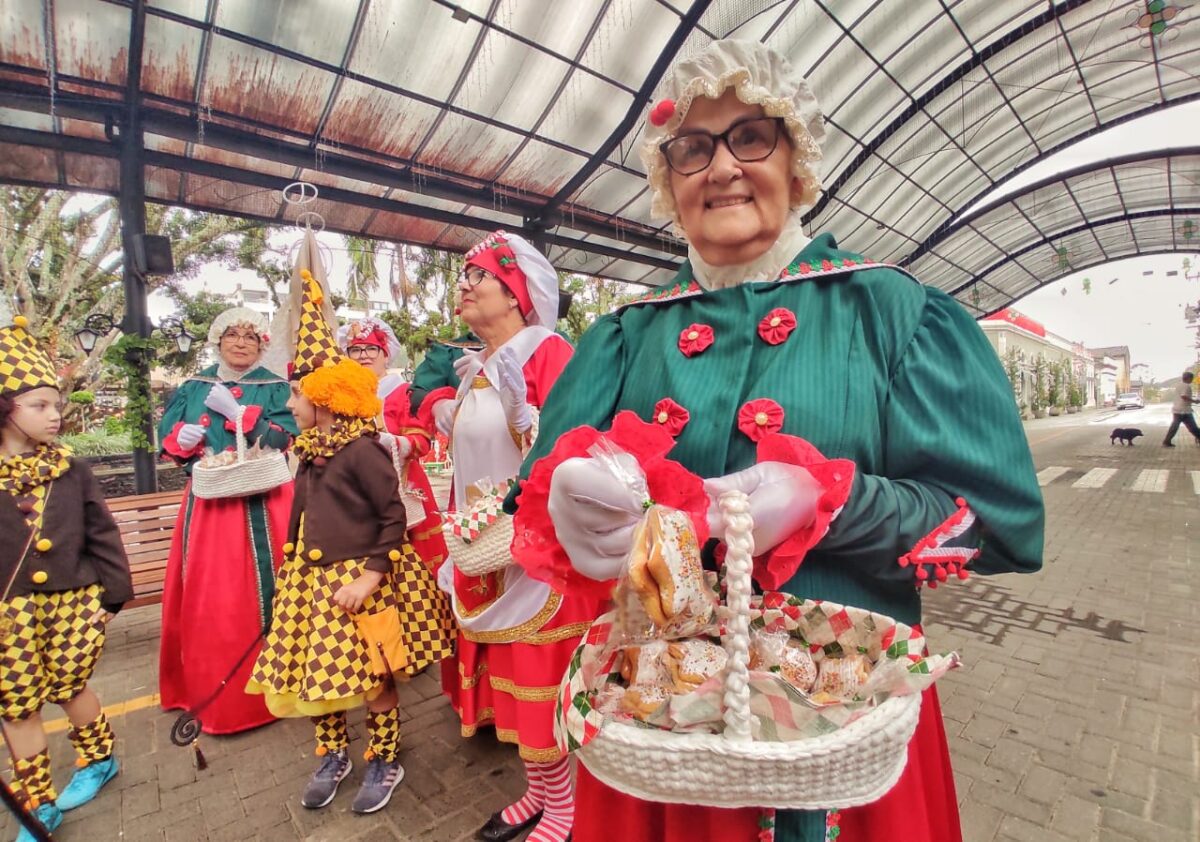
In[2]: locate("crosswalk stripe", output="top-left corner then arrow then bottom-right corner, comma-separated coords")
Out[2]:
1131,469 -> 1168,493
1072,468 -> 1118,489
1191,471 -> 1200,495
1037,466 -> 1069,486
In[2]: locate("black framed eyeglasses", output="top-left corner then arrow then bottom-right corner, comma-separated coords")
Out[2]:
659,117 -> 786,175
346,345 -> 383,360
459,266 -> 495,287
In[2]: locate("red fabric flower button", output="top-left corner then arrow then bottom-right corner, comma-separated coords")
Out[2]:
678,323 -> 714,357
652,398 -> 690,437
229,386 -> 244,399
198,414 -> 211,427
737,399 -> 784,442
757,307 -> 797,345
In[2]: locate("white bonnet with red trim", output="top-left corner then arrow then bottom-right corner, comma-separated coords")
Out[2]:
639,39 -> 826,227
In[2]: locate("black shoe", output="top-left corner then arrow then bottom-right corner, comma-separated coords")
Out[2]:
476,810 -> 542,842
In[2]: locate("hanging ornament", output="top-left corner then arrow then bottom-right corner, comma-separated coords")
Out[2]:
1182,219 -> 1196,241
1125,0 -> 1186,48
1055,245 -> 1072,272
1082,277 -> 1092,295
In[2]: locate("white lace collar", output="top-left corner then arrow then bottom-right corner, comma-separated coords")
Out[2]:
687,214 -> 812,291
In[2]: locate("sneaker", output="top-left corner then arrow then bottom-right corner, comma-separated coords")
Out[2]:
56,755 -> 119,811
301,749 -> 352,809
15,802 -> 62,842
350,757 -> 405,814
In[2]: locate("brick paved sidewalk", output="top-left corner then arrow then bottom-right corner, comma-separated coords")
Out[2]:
2,438 -> 1196,841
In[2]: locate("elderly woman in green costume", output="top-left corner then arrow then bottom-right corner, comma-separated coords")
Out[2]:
512,40 -> 1042,842
157,306 -> 298,735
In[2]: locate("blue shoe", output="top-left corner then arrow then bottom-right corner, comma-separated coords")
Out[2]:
55,755 -> 119,811
15,802 -> 62,842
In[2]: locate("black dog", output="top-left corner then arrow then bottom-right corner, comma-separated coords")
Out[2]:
1111,428 -> 1144,446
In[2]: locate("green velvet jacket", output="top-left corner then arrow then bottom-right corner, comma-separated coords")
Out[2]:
521,234 -> 1042,625
408,333 -> 481,415
157,364 -> 297,474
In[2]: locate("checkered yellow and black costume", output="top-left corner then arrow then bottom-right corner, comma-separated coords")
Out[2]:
247,523 -> 454,718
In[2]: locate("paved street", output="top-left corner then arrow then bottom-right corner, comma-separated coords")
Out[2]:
2,408 -> 1197,841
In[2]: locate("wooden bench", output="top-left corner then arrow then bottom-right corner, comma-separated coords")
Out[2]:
107,489 -> 183,609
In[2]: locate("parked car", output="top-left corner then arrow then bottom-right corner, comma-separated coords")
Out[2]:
1116,392 -> 1145,410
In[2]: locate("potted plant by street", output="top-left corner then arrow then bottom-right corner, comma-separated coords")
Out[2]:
1032,355 -> 1049,418
1047,360 -> 1062,416
1067,381 -> 1082,413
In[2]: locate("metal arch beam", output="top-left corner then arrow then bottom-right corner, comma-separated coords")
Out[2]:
906,92 -> 1200,264
964,248 -> 1200,318
947,208 -> 1200,298
904,147 -> 1200,268
538,0 -> 714,222
803,0 -> 1093,223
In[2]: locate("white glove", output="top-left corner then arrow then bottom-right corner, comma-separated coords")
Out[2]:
548,454 -> 645,581
432,399 -> 456,436
704,462 -> 821,555
176,424 -> 206,450
437,559 -> 454,594
453,349 -> 481,379
494,347 -> 532,433
204,383 -> 243,425
379,431 -> 413,459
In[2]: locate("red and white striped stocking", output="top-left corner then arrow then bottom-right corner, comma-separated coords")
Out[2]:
500,760 -> 545,825
526,757 -> 573,842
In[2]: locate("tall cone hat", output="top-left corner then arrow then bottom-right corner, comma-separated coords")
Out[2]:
291,268 -> 343,379
0,301 -> 58,397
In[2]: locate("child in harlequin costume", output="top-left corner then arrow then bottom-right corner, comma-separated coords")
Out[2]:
246,273 -> 451,815
0,307 -> 133,841
417,231 -> 603,842
336,318 -> 448,576
247,271 -> 454,814
510,40 -> 1044,842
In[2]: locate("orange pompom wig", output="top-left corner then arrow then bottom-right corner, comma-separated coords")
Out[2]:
299,358 -> 382,419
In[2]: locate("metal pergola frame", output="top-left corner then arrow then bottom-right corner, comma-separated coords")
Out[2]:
1,0 -> 1197,491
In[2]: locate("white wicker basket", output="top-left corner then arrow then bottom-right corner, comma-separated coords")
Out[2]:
191,408 -> 292,500
574,491 -> 922,810
446,514 -> 514,577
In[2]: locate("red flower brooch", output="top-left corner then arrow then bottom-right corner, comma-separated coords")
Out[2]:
678,323 -> 714,357
757,308 -> 796,345
737,399 -> 784,442
652,398 -> 690,437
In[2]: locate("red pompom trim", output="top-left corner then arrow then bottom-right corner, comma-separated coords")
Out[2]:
757,308 -> 797,345
737,398 -> 784,442
750,434 -> 856,591
512,410 -> 709,599
651,398 -> 690,437
897,498 -> 981,590
678,323 -> 714,357
649,98 -> 676,127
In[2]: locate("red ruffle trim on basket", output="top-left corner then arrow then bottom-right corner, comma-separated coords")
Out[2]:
512,409 -> 709,599
752,433 -> 856,591
223,404 -> 261,433
417,385 -> 457,434
161,421 -> 204,460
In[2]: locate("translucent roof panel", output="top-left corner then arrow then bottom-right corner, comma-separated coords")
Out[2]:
0,0 -> 1195,292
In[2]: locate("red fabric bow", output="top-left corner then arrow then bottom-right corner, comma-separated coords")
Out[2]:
737,398 -> 784,442
678,323 -> 714,357
651,398 -> 690,437
757,308 -> 797,345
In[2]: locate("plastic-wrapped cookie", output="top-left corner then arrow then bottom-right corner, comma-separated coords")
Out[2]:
812,653 -> 872,701
666,639 -> 728,693
618,640 -> 670,688
625,505 -> 716,636
620,685 -> 669,720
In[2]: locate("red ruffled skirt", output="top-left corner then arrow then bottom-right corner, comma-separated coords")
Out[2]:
159,481 -> 293,735
572,685 -> 961,842
443,591 -> 604,760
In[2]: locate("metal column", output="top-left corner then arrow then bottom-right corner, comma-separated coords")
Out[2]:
118,0 -> 156,494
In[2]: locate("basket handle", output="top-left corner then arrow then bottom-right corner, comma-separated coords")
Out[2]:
234,406 -> 247,464
719,489 -> 754,742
